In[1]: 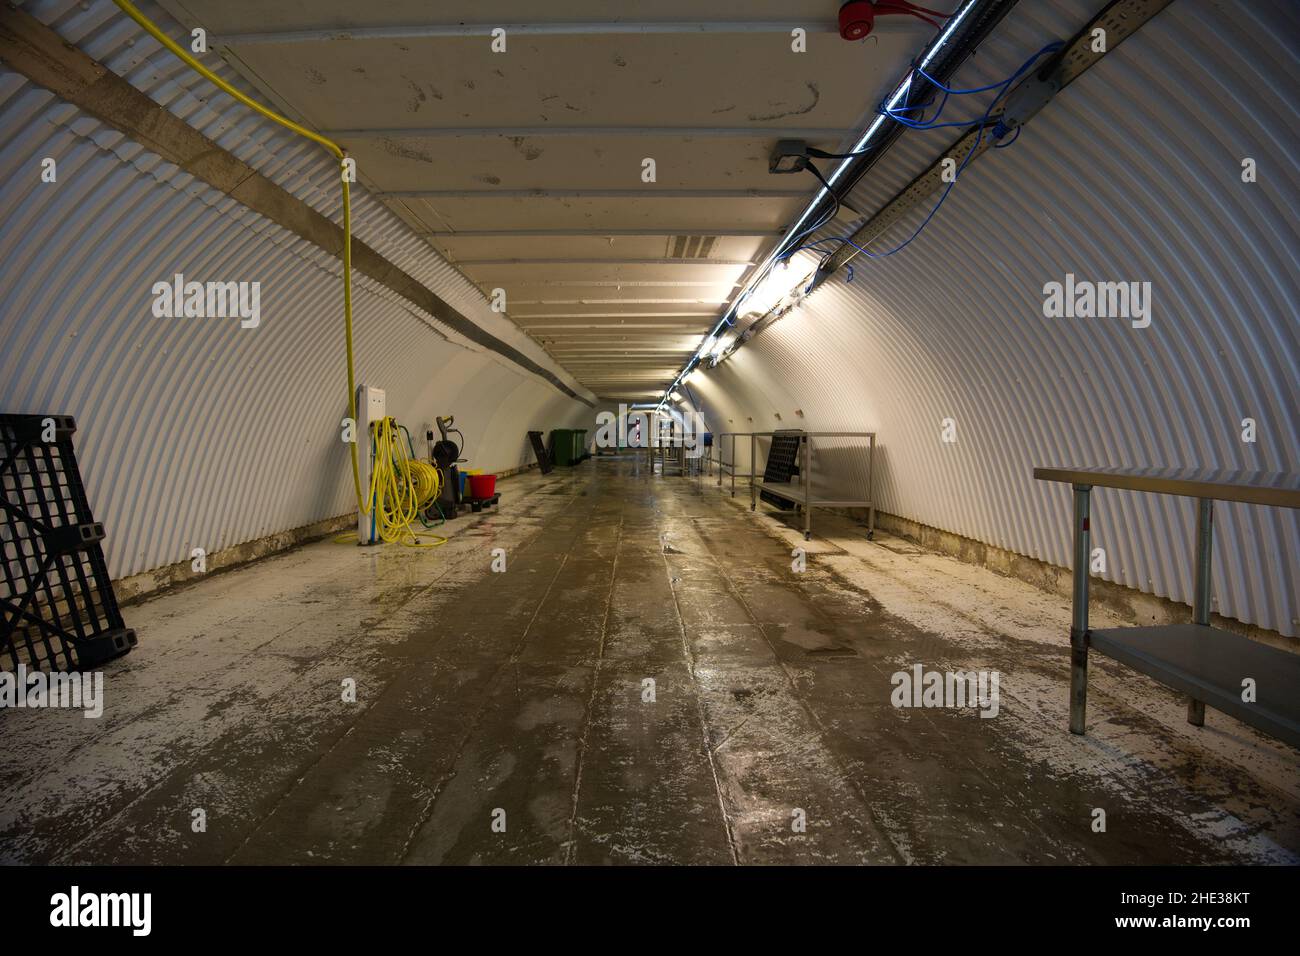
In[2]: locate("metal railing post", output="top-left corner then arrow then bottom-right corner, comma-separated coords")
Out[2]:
731,434 -> 737,496
1070,483 -> 1091,735
802,434 -> 812,540
867,433 -> 876,539
1188,497 -> 1214,727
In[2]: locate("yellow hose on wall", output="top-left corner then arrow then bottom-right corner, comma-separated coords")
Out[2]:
111,0 -> 367,513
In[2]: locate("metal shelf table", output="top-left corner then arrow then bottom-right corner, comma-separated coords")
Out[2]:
1033,466 -> 1300,746
749,431 -> 876,540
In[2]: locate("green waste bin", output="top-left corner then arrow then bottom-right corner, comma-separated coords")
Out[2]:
550,429 -> 588,466
550,429 -> 576,466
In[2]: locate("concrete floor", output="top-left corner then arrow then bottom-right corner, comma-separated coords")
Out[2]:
2,455 -> 1297,865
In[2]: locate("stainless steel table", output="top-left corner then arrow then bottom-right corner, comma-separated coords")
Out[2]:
1033,466 -> 1300,746
750,431 -> 876,540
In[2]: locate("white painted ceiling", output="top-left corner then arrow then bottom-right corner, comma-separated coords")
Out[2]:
158,0 -> 927,398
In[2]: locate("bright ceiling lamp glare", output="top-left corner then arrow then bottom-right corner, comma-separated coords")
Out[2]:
669,391 -> 685,404
695,334 -> 718,362
739,265 -> 800,320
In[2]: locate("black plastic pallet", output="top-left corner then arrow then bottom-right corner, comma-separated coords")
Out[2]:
1,414 -> 136,671
760,430 -> 803,510
527,430 -> 553,474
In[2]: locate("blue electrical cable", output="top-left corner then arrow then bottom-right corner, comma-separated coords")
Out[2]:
878,42 -> 1063,131
883,113 -> 995,131
774,40 -> 1065,271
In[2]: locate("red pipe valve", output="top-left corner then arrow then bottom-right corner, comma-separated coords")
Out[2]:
838,1 -> 952,41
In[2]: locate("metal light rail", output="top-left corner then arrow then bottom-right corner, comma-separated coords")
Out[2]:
749,431 -> 877,540
1033,465 -> 1300,747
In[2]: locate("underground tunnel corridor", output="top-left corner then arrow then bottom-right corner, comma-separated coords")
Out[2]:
1,0 -> 1297,937
3,456 -> 1295,866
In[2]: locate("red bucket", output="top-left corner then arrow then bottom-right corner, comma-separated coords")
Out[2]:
468,473 -> 496,499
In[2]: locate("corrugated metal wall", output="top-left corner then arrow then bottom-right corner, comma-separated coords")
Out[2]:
0,0 -> 594,580
691,0 -> 1300,636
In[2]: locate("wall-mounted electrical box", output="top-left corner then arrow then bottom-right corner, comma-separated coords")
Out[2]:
356,385 -> 386,545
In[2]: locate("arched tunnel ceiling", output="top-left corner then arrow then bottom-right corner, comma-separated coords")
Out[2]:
153,0 -> 935,400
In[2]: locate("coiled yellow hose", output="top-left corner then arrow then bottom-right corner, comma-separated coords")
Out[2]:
365,418 -> 445,547
407,460 -> 441,508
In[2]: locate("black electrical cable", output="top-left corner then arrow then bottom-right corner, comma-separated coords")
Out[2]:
805,145 -> 873,160
802,161 -> 840,226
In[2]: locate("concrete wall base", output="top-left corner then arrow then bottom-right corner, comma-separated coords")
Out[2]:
862,509 -> 1295,652
116,463 -> 548,604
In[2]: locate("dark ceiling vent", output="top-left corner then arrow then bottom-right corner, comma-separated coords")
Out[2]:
667,236 -> 718,259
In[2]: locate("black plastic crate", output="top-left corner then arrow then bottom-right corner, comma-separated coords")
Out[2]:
1,414 -> 136,671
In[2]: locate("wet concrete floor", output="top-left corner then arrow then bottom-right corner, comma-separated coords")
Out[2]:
2,455 -> 1297,864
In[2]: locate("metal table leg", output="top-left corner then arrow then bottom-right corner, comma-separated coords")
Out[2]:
1070,483 -> 1092,735
867,433 -> 875,540
750,434 -> 757,511
732,436 -> 739,496
1188,497 -> 1214,727
802,434 -> 812,540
